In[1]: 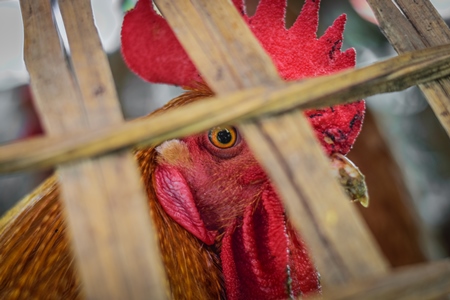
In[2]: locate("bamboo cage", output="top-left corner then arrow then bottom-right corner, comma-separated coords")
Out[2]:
0,0 -> 450,299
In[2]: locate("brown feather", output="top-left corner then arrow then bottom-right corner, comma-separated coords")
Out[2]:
0,176 -> 81,299
0,86 -> 224,299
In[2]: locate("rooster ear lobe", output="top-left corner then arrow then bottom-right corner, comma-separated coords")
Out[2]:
154,165 -> 217,245
121,0 -> 201,87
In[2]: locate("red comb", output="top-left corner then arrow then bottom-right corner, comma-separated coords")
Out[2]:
121,0 -> 200,86
121,0 -> 365,155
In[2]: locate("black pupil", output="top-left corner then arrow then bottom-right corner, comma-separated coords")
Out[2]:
217,129 -> 232,144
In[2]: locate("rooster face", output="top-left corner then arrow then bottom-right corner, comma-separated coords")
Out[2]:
153,121 -> 320,299
154,126 -> 269,243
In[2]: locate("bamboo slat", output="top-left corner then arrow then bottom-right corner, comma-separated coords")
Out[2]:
367,0 -> 450,137
1,43 -> 450,173
154,0 -> 388,287
324,259 -> 450,300
19,0 -> 167,299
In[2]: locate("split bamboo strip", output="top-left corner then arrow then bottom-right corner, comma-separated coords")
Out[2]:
367,0 -> 450,137
1,43 -> 450,172
19,0 -> 168,299
324,259 -> 450,300
154,0 -> 387,287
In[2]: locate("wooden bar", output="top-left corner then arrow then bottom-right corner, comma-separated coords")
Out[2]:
367,0 -> 450,137
19,0 -> 168,299
154,0 -> 388,286
2,43 -> 450,173
324,259 -> 450,300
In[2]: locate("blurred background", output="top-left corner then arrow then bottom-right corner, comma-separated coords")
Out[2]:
0,0 -> 449,267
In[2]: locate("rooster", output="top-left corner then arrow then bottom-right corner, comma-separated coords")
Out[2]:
0,0 -> 365,299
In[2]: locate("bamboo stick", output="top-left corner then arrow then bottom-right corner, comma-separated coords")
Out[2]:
1,44 -> 450,173
324,259 -> 450,300
18,0 -> 168,299
367,0 -> 450,137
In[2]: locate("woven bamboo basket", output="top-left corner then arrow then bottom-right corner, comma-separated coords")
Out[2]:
0,0 -> 450,298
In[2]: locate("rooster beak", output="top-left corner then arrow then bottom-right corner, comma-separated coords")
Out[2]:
330,153 -> 369,208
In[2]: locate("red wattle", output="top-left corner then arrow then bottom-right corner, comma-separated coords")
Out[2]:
221,185 -> 320,299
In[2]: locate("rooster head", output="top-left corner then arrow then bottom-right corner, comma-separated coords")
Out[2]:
122,0 -> 365,299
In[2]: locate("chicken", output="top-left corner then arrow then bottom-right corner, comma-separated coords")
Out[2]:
0,0 -> 365,299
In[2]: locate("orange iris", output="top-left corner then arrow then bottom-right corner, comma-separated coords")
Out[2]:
208,126 -> 237,149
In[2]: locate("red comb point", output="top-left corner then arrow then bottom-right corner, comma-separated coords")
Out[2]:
121,0 -> 365,155
121,0 -> 201,86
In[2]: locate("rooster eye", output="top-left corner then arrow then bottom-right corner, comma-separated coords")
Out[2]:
208,126 -> 237,149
